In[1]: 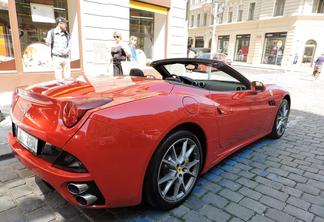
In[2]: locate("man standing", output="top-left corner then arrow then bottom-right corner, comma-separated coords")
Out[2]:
46,17 -> 71,81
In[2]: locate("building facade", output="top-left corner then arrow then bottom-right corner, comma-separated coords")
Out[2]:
189,0 -> 324,68
0,0 -> 188,92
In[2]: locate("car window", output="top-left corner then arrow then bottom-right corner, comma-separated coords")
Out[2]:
164,63 -> 240,83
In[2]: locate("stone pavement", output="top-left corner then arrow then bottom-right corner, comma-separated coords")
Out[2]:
1,68 -> 324,222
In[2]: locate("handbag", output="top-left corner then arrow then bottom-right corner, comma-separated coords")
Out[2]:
121,59 -> 140,75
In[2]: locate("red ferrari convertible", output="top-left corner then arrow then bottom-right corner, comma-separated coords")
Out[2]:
8,58 -> 290,210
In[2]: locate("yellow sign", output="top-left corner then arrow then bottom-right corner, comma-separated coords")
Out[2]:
129,0 -> 168,15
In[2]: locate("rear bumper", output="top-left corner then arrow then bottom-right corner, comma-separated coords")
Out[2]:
8,132 -> 107,208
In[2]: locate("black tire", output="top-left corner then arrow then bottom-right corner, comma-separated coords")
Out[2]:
143,130 -> 202,210
269,98 -> 290,139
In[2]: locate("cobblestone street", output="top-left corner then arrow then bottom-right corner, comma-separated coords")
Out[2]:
1,67 -> 324,222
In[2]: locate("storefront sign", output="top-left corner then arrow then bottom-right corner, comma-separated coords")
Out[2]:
30,3 -> 55,23
0,0 -> 8,10
130,0 -> 168,15
135,0 -> 170,8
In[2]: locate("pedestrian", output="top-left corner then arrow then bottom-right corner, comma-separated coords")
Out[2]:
110,31 -> 130,76
313,52 -> 324,79
187,44 -> 195,58
128,36 -> 138,62
46,17 -> 71,81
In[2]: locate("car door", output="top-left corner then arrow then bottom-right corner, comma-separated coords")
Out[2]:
205,65 -> 270,152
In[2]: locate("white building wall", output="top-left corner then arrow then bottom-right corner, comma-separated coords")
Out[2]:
167,0 -> 188,58
80,0 -> 129,76
80,0 -> 188,75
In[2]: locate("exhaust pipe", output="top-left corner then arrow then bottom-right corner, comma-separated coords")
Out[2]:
76,194 -> 98,206
67,183 -> 89,195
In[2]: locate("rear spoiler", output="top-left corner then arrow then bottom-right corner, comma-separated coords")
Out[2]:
17,88 -> 57,106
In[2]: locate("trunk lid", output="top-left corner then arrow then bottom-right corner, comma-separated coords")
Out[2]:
11,76 -> 173,148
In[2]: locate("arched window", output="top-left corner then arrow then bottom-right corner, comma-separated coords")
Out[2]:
302,40 -> 317,66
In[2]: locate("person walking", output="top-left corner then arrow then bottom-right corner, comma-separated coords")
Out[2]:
110,31 -> 130,76
46,17 -> 71,81
128,36 -> 138,62
187,44 -> 195,58
313,53 -> 324,79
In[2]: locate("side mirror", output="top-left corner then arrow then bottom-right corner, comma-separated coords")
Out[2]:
251,81 -> 265,92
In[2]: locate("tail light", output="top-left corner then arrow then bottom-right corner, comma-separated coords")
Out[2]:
62,98 -> 112,128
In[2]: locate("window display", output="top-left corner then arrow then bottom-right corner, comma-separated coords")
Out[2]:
262,32 -> 287,66
15,0 -> 80,72
0,0 -> 15,71
130,8 -> 154,59
234,34 -> 250,62
217,35 -> 229,54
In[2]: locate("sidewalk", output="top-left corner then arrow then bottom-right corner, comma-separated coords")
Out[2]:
232,62 -> 313,74
0,91 -> 12,116
0,91 -> 13,160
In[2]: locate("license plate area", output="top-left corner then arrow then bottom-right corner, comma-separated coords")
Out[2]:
17,128 -> 39,155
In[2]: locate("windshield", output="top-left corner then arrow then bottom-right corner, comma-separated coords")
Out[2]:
164,63 -> 239,82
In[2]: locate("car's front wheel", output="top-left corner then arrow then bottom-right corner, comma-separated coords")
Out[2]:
270,98 -> 290,139
144,130 -> 202,210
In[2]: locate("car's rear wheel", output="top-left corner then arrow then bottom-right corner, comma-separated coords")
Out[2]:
270,98 -> 290,139
144,130 -> 202,210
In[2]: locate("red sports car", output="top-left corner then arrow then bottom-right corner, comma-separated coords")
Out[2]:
8,58 -> 290,210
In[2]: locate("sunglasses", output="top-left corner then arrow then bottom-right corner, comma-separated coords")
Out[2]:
113,36 -> 120,39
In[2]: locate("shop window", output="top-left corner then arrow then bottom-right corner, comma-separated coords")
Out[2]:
15,0 -> 80,72
248,3 -> 255,20
130,8 -> 154,59
0,0 -> 15,71
302,40 -> 317,66
228,7 -> 233,23
262,32 -> 287,66
195,37 -> 204,48
313,0 -> 324,13
234,34 -> 250,62
203,13 -> 207,26
237,5 -> 243,22
217,35 -> 229,54
274,0 -> 286,16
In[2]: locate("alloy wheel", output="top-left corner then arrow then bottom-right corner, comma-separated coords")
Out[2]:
157,138 -> 200,202
276,99 -> 289,136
